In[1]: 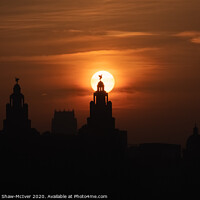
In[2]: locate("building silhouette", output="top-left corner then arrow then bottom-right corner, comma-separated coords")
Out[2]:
51,110 -> 77,135
79,76 -> 127,148
87,78 -> 115,130
3,78 -> 32,135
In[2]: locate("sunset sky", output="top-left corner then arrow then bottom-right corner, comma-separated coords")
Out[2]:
0,0 -> 200,146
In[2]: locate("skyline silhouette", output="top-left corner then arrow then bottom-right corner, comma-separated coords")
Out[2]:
1,0 -> 200,151
0,78 -> 200,198
1,0 -> 200,198
0,78 -> 198,149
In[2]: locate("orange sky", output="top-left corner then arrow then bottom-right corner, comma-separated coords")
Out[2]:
0,0 -> 200,146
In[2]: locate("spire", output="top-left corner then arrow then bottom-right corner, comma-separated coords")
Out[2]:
193,122 -> 199,135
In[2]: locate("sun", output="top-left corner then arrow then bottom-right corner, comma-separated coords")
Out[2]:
91,71 -> 115,92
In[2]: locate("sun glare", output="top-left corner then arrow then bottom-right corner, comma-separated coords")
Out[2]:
91,71 -> 115,92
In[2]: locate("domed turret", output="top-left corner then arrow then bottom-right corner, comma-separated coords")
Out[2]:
13,78 -> 21,93
97,81 -> 104,92
97,75 -> 105,92
10,78 -> 24,108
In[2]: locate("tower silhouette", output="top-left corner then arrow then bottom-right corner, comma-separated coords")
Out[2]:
79,75 -> 127,148
87,76 -> 115,130
3,78 -> 31,135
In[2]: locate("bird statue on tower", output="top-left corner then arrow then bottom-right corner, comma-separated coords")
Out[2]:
99,74 -> 102,80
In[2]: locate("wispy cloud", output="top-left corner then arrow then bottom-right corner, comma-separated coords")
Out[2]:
106,31 -> 156,38
43,86 -> 89,97
191,37 -> 200,44
174,31 -> 200,44
0,48 -> 159,62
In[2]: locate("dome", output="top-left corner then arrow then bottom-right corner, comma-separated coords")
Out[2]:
97,81 -> 104,87
97,81 -> 104,92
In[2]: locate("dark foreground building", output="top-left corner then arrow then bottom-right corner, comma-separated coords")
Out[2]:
51,110 -> 77,135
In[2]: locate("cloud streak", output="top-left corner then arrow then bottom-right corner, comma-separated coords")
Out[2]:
174,31 -> 200,44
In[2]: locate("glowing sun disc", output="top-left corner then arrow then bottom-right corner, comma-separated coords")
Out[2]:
91,71 -> 115,92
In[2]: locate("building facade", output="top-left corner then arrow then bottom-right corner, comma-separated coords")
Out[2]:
51,110 -> 77,135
